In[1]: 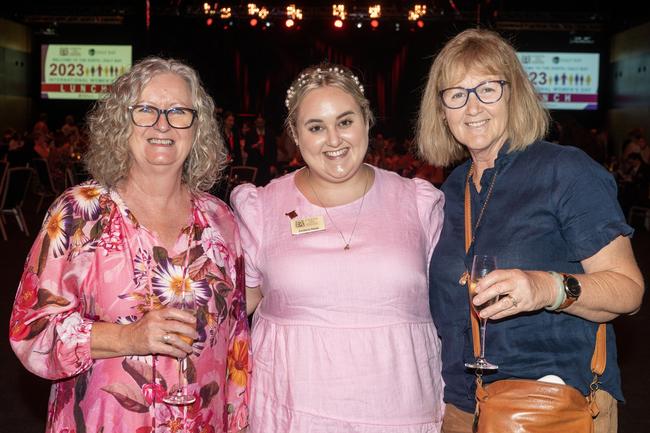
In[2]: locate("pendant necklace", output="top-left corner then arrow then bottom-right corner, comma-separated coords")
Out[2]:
458,162 -> 498,285
307,168 -> 369,251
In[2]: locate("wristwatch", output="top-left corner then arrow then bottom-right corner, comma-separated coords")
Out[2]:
557,273 -> 581,310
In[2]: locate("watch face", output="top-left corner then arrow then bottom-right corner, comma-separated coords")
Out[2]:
564,275 -> 581,298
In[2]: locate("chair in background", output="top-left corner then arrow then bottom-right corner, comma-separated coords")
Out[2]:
0,167 -> 33,241
65,167 -> 76,189
29,158 -> 58,213
0,160 -> 8,191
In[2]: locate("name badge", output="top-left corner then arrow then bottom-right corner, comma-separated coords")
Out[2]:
290,215 -> 326,235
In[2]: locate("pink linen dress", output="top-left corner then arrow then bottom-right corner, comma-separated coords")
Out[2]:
10,181 -> 250,433
231,165 -> 445,433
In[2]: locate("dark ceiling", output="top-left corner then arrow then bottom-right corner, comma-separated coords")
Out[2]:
2,1 -> 648,32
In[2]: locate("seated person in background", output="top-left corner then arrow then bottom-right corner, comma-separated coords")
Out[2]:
622,128 -> 648,163
32,130 -> 51,160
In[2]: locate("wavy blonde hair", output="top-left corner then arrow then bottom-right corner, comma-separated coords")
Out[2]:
417,28 -> 549,167
284,62 -> 375,140
85,56 -> 226,192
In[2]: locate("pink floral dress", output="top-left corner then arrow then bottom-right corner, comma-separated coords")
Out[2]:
10,180 -> 250,433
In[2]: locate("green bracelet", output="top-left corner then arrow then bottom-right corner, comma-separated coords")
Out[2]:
545,271 -> 566,311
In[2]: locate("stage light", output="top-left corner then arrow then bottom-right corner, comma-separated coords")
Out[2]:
356,21 -> 363,29
220,7 -> 232,19
206,17 -> 213,26
287,4 -> 303,21
248,3 -> 269,19
265,21 -> 272,27
417,19 -> 424,28
332,4 -> 347,20
408,4 -> 427,21
250,18 -> 258,26
370,19 -> 379,28
334,19 -> 344,28
285,18 -> 295,28
203,3 -> 218,16
369,5 -> 381,19
395,22 -> 400,31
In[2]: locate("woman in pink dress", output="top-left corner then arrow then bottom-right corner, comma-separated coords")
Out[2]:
231,63 -> 445,432
10,57 -> 250,433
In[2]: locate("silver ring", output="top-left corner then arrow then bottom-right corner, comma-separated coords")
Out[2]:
162,333 -> 171,344
510,295 -> 519,308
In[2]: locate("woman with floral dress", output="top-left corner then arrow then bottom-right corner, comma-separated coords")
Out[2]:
9,57 -> 250,433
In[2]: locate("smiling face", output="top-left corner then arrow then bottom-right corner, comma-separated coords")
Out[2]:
127,73 -> 196,178
295,86 -> 369,184
443,69 -> 510,164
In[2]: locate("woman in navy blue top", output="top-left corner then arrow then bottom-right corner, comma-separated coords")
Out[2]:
416,28 -> 644,433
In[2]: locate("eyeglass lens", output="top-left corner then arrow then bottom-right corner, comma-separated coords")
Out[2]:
130,105 -> 196,129
441,81 -> 506,109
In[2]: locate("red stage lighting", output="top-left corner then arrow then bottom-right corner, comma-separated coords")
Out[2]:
334,19 -> 344,28
416,19 -> 425,28
250,18 -> 258,26
370,19 -> 379,28
206,17 -> 213,26
285,18 -> 295,28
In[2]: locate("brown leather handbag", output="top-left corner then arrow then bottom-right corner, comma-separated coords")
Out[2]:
462,167 -> 605,433
472,325 -> 605,433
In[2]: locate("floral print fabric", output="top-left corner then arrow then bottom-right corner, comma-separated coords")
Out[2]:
10,181 -> 250,433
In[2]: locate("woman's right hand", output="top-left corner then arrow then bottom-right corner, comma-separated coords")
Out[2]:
91,308 -> 197,360
125,308 -> 198,358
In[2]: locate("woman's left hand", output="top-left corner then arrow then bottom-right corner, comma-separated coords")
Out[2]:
472,269 -> 555,320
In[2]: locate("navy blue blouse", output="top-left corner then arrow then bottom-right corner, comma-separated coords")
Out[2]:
429,140 -> 632,413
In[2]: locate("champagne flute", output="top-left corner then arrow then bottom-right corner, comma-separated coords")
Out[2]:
163,283 -> 197,406
465,254 -> 499,370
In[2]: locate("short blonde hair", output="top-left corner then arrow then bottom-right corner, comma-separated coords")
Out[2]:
417,28 -> 549,167
85,56 -> 226,192
284,63 -> 374,139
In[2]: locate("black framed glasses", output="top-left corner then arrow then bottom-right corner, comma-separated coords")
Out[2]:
128,104 -> 197,129
439,80 -> 509,109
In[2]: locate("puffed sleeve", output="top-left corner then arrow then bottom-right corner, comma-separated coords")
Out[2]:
550,146 -> 632,261
413,178 -> 445,260
230,183 -> 263,288
9,193 -> 94,380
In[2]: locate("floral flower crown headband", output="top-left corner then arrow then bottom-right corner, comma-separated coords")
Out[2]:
285,66 -> 365,108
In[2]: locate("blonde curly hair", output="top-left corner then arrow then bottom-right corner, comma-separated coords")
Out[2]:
85,56 -> 226,192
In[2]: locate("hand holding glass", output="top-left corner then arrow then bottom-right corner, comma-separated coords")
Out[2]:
465,255 -> 499,370
162,287 -> 197,406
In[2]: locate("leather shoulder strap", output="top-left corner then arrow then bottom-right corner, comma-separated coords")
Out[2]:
465,174 -> 481,358
591,323 -> 606,375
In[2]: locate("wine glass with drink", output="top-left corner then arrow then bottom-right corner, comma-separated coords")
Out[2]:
162,282 -> 197,406
465,254 -> 499,370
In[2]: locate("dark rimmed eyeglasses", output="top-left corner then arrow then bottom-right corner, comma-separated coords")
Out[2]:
128,104 -> 198,129
439,80 -> 509,109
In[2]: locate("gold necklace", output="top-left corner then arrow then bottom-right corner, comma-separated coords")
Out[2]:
307,168 -> 369,251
